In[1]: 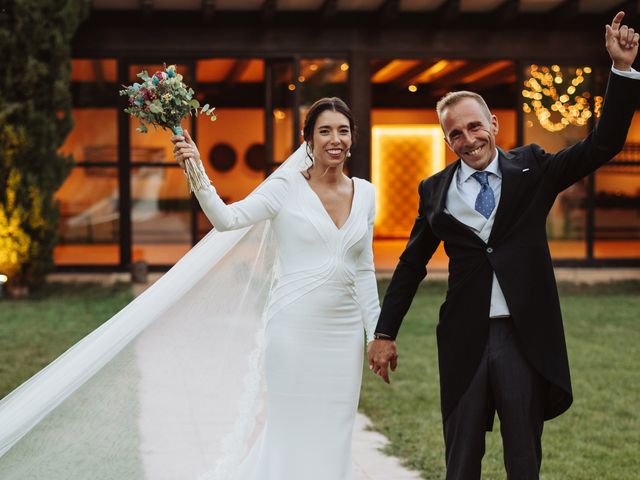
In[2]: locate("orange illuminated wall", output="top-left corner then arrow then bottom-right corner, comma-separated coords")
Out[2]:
371,109 -> 517,239
196,108 -> 265,202
372,125 -> 445,238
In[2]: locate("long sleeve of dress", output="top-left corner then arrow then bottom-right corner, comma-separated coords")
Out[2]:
356,184 -> 381,344
188,159 -> 290,231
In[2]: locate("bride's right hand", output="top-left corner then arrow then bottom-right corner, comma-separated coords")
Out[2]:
171,130 -> 201,170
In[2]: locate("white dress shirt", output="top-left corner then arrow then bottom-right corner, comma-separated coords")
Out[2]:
454,150 -> 511,318
611,65 -> 640,80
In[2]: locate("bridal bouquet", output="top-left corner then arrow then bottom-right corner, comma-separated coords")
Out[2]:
120,64 -> 216,188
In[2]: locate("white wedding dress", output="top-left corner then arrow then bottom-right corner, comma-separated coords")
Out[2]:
0,144 -> 380,480
194,164 -> 380,480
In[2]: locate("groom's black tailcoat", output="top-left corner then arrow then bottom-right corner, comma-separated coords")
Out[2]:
376,73 -> 640,424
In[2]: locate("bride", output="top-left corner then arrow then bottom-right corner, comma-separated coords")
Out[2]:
0,97 -> 380,480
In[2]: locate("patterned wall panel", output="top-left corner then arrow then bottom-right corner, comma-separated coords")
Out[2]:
372,125 -> 445,238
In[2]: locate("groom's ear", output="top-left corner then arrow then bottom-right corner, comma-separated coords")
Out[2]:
490,115 -> 499,137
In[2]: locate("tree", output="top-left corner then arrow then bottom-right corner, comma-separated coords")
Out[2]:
0,0 -> 89,290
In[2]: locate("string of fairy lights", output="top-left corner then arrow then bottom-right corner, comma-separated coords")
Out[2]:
522,64 -> 603,132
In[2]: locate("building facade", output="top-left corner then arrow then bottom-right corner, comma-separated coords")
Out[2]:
57,0 -> 640,271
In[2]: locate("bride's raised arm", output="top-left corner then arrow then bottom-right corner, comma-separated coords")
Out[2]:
171,130 -> 290,231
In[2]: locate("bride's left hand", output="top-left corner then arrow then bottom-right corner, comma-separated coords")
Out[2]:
171,130 -> 201,170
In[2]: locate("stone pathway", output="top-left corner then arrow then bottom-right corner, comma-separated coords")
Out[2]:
353,413 -> 422,479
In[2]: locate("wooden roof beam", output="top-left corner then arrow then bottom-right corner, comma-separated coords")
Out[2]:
262,0 -> 277,22
428,61 -> 489,89
320,0 -> 339,20
465,62 -> 516,90
393,61 -> 439,86
549,0 -> 581,24
370,60 -> 393,77
377,0 -> 401,24
139,0 -> 153,18
492,0 -> 520,25
434,0 -> 461,25
202,0 -> 216,20
224,59 -> 252,87
607,1 -> 638,21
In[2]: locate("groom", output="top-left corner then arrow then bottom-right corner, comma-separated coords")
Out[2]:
368,12 -> 639,480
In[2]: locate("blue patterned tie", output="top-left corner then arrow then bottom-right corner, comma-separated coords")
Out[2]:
472,171 -> 495,219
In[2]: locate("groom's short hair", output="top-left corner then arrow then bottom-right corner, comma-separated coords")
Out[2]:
436,91 -> 492,127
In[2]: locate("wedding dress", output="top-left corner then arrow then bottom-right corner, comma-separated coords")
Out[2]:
0,143 -> 380,480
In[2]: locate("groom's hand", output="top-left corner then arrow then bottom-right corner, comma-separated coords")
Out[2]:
606,11 -> 639,71
368,339 -> 398,384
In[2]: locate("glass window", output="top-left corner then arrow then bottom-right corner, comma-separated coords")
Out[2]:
130,166 -> 192,265
594,112 -> 640,258
56,108 -> 119,265
270,61 -> 295,164
195,109 -> 265,239
71,59 -> 117,82
522,63 -> 598,259
194,58 -> 266,239
298,58 -> 349,109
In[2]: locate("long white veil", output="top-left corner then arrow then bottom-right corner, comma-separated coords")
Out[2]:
0,144 -> 312,479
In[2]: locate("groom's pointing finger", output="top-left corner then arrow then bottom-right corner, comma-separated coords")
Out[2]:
611,11 -> 624,31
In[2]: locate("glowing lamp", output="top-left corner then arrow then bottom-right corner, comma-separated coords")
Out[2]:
0,274 -> 7,299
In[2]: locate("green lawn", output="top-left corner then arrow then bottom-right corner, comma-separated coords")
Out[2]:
0,282 -> 143,479
1,281 -> 638,479
0,282 -> 133,398
360,280 -> 640,480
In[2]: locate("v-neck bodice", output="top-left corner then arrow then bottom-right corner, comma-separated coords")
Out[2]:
297,172 -> 356,231
192,168 -> 379,338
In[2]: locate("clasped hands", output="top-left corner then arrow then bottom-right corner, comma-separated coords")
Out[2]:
367,339 -> 399,384
170,130 -> 200,170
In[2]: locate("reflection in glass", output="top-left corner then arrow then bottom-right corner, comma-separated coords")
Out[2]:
522,64 -> 594,258
298,58 -> 349,134
55,167 -> 119,265
56,108 -> 119,265
130,121 -> 175,163
71,59 -> 117,82
195,109 -> 265,240
594,135 -> 640,258
60,109 -> 118,162
270,62 -> 294,164
131,167 -> 192,264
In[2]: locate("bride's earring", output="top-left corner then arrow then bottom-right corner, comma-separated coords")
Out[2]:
306,143 -> 315,163
346,150 -> 351,158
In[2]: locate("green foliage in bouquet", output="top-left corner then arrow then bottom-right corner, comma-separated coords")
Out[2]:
0,0 -> 89,290
120,65 -> 217,135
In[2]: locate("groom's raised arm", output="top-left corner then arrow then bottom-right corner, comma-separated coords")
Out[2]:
542,11 -> 640,192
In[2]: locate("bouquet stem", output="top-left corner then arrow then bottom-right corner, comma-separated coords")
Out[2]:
171,125 -> 210,192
